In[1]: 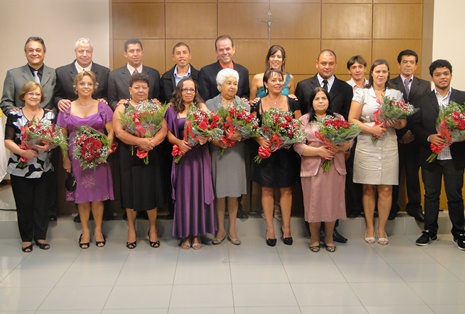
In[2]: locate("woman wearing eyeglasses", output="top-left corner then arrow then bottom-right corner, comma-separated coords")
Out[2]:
165,77 -> 216,250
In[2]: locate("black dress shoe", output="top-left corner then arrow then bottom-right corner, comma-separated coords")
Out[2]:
453,234 -> 465,251
73,214 -> 81,223
388,212 -> 396,220
347,212 -> 360,218
266,238 -> 277,247
333,229 -> 347,243
408,212 -> 425,222
415,231 -> 437,246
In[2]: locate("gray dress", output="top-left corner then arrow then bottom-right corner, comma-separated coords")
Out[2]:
353,88 -> 402,185
206,95 -> 248,198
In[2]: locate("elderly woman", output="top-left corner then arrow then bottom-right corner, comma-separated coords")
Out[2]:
113,73 -> 167,249
348,59 -> 405,245
165,77 -> 216,250
57,71 -> 114,249
250,45 -> 296,100
251,68 -> 301,246
294,87 -> 350,252
206,68 -> 248,245
4,82 -> 55,252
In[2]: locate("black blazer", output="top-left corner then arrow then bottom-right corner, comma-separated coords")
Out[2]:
390,75 -> 431,138
410,88 -> 465,169
54,61 -> 110,108
198,61 -> 249,101
159,64 -> 199,104
107,64 -> 160,109
295,75 -> 353,119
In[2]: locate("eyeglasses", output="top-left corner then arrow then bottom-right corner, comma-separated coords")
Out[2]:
181,88 -> 195,93
27,92 -> 41,97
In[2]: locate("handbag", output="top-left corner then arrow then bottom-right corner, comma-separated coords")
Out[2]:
65,172 -> 77,192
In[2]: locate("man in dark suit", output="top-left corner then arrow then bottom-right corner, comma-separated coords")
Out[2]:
198,35 -> 249,101
389,50 -> 431,222
54,37 -> 112,222
295,49 -> 353,243
108,38 -> 161,109
54,38 -> 109,112
160,42 -> 199,104
1,37 -> 56,115
410,59 -> 465,250
295,49 -> 353,119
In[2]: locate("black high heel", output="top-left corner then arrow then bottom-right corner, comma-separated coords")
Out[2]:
22,243 -> 33,253
79,234 -> 90,249
36,240 -> 50,250
266,238 -> 277,247
147,230 -> 160,248
281,228 -> 293,245
95,233 -> 106,248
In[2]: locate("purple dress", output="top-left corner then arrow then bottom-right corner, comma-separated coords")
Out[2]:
57,102 -> 114,204
165,106 -> 216,238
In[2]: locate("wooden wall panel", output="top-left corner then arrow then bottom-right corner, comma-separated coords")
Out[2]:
373,4 -> 423,39
374,0 -> 422,3
321,40 -> 372,75
113,0 -> 163,2
113,39 -> 166,73
270,3 -> 321,39
322,4 -> 372,39
323,0 -> 371,3
373,39 -> 423,75
112,3 -> 165,39
166,3 -> 218,38
218,3 -> 270,39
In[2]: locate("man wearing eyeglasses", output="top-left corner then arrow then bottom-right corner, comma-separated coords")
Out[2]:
54,38 -> 110,113
0,36 -> 56,115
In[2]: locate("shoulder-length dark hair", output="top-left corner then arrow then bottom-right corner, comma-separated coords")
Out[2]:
170,77 -> 203,113
307,87 -> 334,122
367,59 -> 391,90
265,45 -> 286,72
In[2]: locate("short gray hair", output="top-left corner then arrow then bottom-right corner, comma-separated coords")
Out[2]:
74,38 -> 93,51
216,68 -> 239,91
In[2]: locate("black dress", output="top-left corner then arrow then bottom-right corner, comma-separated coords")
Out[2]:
119,104 -> 166,211
250,97 -> 300,188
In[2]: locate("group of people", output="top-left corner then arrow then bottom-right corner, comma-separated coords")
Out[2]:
1,34 -> 465,253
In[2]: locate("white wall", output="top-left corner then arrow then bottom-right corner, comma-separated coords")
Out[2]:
432,0 -> 465,90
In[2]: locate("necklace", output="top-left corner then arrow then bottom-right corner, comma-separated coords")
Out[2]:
77,99 -> 92,106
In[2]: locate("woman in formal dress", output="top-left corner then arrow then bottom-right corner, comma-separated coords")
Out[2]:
251,68 -> 301,246
294,87 -> 350,252
250,45 -> 296,100
165,77 -> 216,250
206,68 -> 248,246
4,82 -> 55,252
348,59 -> 405,245
57,71 -> 114,249
113,73 -> 167,249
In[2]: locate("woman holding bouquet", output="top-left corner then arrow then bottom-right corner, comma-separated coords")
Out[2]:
348,59 -> 405,245
58,71 -> 114,249
251,68 -> 301,246
113,73 -> 167,249
294,87 -> 351,252
165,77 -> 216,250
4,82 -> 55,252
206,69 -> 248,245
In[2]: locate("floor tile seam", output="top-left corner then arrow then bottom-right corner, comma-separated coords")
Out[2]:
166,247 -> 181,310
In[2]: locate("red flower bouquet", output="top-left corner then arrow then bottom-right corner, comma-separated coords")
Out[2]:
72,125 -> 111,170
371,96 -> 419,142
253,108 -> 305,163
172,105 -> 223,163
119,100 -> 168,164
314,116 -> 361,172
216,100 -> 260,154
427,101 -> 465,163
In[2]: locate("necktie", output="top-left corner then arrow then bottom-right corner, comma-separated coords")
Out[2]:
322,79 -> 328,92
133,69 -> 138,74
404,79 -> 411,98
33,70 -> 40,83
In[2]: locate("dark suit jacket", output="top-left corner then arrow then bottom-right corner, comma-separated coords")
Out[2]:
295,75 -> 353,119
0,64 -> 56,115
198,61 -> 249,101
54,61 -> 110,107
390,75 -> 431,138
159,64 -> 199,104
107,64 -> 160,109
410,88 -> 465,169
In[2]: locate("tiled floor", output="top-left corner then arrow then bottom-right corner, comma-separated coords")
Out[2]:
1,181 -> 465,313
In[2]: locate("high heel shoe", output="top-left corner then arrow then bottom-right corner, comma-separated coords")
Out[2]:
35,240 -> 50,250
227,234 -> 241,245
22,243 -> 33,253
281,228 -> 293,245
94,233 -> 106,248
126,241 -> 137,249
147,230 -> 160,248
266,238 -> 277,247
79,234 -> 90,249
212,233 -> 226,245
365,231 -> 376,244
